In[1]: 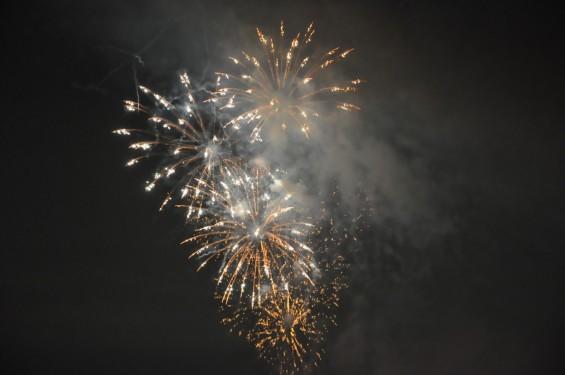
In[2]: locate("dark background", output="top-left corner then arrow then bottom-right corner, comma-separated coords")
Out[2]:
3,1 -> 563,374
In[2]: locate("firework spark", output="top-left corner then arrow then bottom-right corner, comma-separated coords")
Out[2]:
114,73 -> 242,215
211,21 -> 363,141
180,167 -> 318,307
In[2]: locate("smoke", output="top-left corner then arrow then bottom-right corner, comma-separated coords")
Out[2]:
108,0 -> 457,322
79,0 -> 448,240
173,12 -> 452,245
75,1 -> 451,229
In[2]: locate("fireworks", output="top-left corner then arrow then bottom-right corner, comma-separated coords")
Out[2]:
252,286 -> 331,372
114,73 -> 242,214
211,21 -> 363,141
180,167 -> 318,306
221,254 -> 347,373
114,21 -> 362,374
254,288 -> 324,372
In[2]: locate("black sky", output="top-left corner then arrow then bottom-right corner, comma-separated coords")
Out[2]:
3,1 -> 564,374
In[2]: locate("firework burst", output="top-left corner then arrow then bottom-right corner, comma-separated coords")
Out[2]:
180,167 -> 318,307
211,21 -> 363,141
221,253 -> 346,374
114,73 -> 243,214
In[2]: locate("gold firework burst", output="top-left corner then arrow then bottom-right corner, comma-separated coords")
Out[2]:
180,167 -> 317,306
211,21 -> 363,141
221,253 -> 346,374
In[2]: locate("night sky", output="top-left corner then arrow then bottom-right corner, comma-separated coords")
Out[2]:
3,1 -> 564,374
